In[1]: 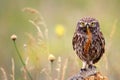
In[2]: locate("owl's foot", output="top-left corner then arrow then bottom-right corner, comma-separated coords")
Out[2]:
80,68 -> 87,72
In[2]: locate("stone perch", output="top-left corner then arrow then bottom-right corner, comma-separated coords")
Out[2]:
68,67 -> 108,80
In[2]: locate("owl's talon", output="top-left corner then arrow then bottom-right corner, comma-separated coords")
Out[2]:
80,68 -> 87,72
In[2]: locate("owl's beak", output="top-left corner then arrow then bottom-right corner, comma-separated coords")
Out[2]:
86,24 -> 91,34
86,24 -> 91,35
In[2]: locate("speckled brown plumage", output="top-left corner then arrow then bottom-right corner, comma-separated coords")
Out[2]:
72,17 -> 105,69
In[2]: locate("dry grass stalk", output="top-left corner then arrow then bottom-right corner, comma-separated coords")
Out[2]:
104,19 -> 117,74
106,19 -> 117,51
40,68 -> 52,80
22,68 -> 27,80
56,57 -> 62,80
0,67 -> 8,80
61,58 -> 68,80
109,20 -> 117,39
29,20 -> 44,39
28,11 -> 50,55
22,7 -> 39,14
23,7 -> 48,40
23,7 -> 50,57
10,58 -> 15,80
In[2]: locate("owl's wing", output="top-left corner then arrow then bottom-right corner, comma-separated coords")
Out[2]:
72,32 -> 78,50
99,31 -> 105,53
72,32 -> 82,50
93,31 -> 105,63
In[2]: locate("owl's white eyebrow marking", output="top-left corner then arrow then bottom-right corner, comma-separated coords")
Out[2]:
78,20 -> 84,23
92,21 -> 97,23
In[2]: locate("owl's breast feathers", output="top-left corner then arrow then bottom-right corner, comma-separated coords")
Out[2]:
84,27 -> 92,54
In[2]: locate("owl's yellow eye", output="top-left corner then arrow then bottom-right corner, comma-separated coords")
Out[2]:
90,22 -> 96,27
79,22 -> 85,27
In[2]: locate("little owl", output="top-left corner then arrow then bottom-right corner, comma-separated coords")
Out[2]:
72,17 -> 105,70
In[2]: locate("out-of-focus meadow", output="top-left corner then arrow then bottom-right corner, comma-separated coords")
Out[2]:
0,0 -> 120,80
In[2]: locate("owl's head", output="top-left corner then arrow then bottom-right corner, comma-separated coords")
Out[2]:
76,17 -> 100,34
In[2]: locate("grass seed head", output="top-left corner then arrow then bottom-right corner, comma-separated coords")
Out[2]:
11,34 -> 17,41
48,54 -> 56,63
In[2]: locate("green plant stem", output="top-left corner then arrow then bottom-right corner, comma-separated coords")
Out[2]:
13,41 -> 33,80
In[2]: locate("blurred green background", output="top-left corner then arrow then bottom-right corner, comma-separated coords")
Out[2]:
0,0 -> 120,80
